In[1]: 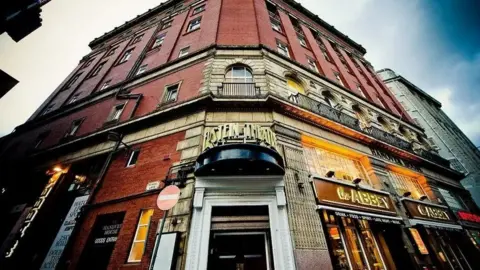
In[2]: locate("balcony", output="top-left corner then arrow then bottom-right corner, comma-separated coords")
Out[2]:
217,83 -> 261,98
416,149 -> 451,168
363,126 -> 412,152
288,93 -> 362,132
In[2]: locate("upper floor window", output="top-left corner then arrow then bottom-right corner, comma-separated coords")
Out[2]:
64,73 -> 82,89
298,34 -> 308,48
438,188 -> 466,210
276,40 -> 290,58
187,17 -> 201,32
136,64 -> 148,75
119,48 -> 134,63
90,62 -> 106,77
106,46 -> 118,56
307,57 -> 318,72
333,72 -> 344,87
82,59 -> 93,69
126,149 -> 141,167
388,170 -> 426,200
68,93 -> 80,104
132,34 -> 144,44
271,20 -> 282,33
65,118 -> 83,137
163,83 -> 180,103
151,33 -> 166,49
286,76 -> 305,94
34,131 -> 50,149
42,104 -> 55,115
127,209 -> 154,262
161,20 -> 173,30
100,80 -> 111,90
225,65 -> 253,83
192,5 -> 205,15
178,46 -> 190,58
107,103 -> 125,122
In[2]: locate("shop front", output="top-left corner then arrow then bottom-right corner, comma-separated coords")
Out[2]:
401,198 -> 472,270
313,176 -> 412,270
454,211 -> 480,266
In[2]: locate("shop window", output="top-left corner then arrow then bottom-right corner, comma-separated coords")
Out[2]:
286,76 -> 305,94
304,146 -> 370,185
387,171 -> 426,199
358,220 -> 387,269
342,217 -> 368,270
225,65 -> 253,83
128,209 -> 154,262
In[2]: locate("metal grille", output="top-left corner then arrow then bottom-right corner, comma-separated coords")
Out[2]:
388,171 -> 426,199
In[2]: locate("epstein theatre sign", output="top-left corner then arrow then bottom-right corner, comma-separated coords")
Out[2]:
402,199 -> 453,222
203,123 -> 277,150
313,177 -> 397,216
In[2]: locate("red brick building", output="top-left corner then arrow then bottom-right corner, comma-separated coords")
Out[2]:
1,0 -> 479,270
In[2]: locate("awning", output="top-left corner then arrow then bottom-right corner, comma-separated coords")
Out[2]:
409,219 -> 463,231
317,205 -> 403,224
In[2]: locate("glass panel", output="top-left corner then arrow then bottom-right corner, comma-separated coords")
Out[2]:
287,78 -> 304,94
358,221 -> 386,270
128,242 -> 145,262
327,227 -> 350,270
344,227 -> 368,270
135,225 -> 149,241
388,171 -> 425,199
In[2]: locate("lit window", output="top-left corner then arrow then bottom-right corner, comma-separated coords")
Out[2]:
120,49 -> 134,63
90,62 -> 106,77
388,171 -> 426,199
136,64 -> 148,75
64,73 -> 81,89
187,17 -> 201,32
127,209 -> 154,262
225,66 -> 253,83
42,104 -> 55,115
68,93 -> 80,104
178,46 -> 190,57
333,72 -> 344,87
277,41 -> 290,58
307,57 -> 318,72
298,35 -> 307,47
151,33 -> 166,49
65,119 -> 83,137
126,149 -> 141,167
106,46 -> 118,56
108,103 -> 125,122
286,77 -> 304,94
161,20 -> 172,30
132,34 -> 143,44
164,84 -> 179,103
271,20 -> 282,33
192,5 -> 205,15
100,80 -> 111,90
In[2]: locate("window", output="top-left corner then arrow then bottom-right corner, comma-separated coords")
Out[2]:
64,73 -> 81,89
376,96 -> 386,109
321,47 -> 331,62
298,34 -> 307,47
276,40 -> 290,58
119,49 -> 134,63
100,80 -> 111,90
126,149 -> 141,167
42,104 -> 55,115
448,158 -> 467,174
68,93 -> 80,104
438,188 -> 466,210
132,34 -> 143,44
65,119 -> 83,137
388,171 -> 426,199
187,17 -> 201,32
108,103 -> 125,122
33,131 -> 50,149
271,20 -> 282,33
192,5 -> 205,15
178,46 -> 190,57
127,209 -> 154,262
225,65 -> 253,83
106,46 -> 118,56
333,72 -> 344,87
136,64 -> 148,75
356,84 -> 366,99
161,20 -> 172,30
307,57 -> 318,72
164,83 -> 179,103
82,59 -> 93,69
90,62 -> 106,77
286,77 -> 305,94
151,33 -> 166,49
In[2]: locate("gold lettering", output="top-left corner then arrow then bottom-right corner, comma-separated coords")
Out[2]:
360,191 -> 371,205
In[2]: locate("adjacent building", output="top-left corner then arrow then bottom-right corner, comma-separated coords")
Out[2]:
378,68 -> 480,208
1,1 -> 480,270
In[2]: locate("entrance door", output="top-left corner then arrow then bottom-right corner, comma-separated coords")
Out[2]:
208,232 -> 273,270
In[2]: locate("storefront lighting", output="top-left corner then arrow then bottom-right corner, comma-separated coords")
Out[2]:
326,171 -> 335,178
352,178 -> 362,184
53,166 -> 63,172
403,191 -> 412,198
419,195 -> 428,201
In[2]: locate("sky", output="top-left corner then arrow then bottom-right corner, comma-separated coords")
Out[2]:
0,0 -> 479,146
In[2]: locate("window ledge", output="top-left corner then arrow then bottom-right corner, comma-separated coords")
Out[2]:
103,119 -> 119,127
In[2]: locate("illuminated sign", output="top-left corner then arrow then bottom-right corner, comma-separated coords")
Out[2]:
203,123 -> 277,150
313,177 -> 397,216
5,172 -> 62,258
457,211 -> 480,224
409,228 -> 429,255
402,200 -> 453,222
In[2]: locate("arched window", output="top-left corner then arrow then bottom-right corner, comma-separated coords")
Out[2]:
225,65 -> 253,83
377,117 -> 392,131
286,76 -> 305,94
322,91 -> 338,108
352,105 -> 368,127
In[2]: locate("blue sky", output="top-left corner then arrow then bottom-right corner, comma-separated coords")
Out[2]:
0,0 -> 479,146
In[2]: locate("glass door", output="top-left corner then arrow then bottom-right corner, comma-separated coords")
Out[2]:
341,217 -> 370,270
358,220 -> 387,270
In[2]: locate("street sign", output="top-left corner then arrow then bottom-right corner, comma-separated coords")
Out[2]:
156,185 -> 180,210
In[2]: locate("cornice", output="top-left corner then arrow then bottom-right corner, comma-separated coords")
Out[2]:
381,74 -> 442,108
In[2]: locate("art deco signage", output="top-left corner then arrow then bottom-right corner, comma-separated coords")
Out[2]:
203,123 -> 277,151
402,199 -> 453,222
457,211 -> 480,224
313,177 -> 397,216
409,228 -> 429,255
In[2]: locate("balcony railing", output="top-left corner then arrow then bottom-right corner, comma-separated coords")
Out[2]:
363,126 -> 412,151
416,149 -> 451,168
217,83 -> 261,98
288,93 -> 362,132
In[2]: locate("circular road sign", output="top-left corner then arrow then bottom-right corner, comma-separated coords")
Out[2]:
157,185 -> 181,210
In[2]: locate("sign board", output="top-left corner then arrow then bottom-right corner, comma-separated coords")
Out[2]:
40,195 -> 89,270
402,199 -> 454,222
409,228 -> 429,255
152,232 -> 177,270
457,211 -> 480,224
203,123 -> 277,151
313,177 -> 397,216
146,181 -> 160,191
157,185 -> 180,211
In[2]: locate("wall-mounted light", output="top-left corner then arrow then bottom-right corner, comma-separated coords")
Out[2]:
326,171 -> 335,178
352,178 -> 362,185
419,195 -> 428,201
53,166 -> 63,172
403,191 -> 412,198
